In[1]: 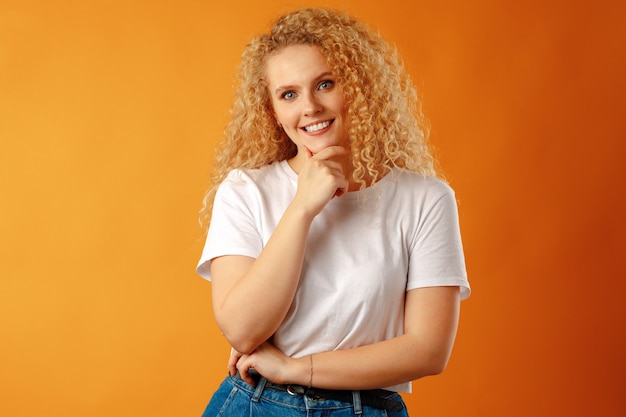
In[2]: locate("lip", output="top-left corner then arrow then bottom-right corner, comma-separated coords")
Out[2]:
300,119 -> 334,134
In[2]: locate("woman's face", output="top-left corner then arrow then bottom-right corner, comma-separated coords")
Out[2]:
265,44 -> 348,163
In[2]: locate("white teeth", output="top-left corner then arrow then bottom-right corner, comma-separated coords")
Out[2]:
304,121 -> 331,132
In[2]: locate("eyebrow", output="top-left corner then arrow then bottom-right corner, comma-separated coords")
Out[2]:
273,71 -> 335,95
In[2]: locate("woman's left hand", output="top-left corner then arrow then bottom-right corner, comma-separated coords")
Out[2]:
233,342 -> 294,386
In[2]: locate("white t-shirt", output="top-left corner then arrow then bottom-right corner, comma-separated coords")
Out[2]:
197,160 -> 470,392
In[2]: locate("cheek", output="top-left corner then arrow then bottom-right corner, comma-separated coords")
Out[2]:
328,95 -> 347,116
275,107 -> 298,127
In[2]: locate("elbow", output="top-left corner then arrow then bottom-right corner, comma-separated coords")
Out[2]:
424,357 -> 449,376
215,316 -> 267,354
418,347 -> 453,377
415,361 -> 448,379
226,335 -> 262,355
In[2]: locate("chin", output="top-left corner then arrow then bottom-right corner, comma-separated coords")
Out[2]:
308,140 -> 341,154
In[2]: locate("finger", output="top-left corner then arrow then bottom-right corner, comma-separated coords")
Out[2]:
228,356 -> 238,376
238,364 -> 257,387
304,146 -> 314,159
313,159 -> 344,174
333,177 -> 350,198
312,145 -> 348,160
228,348 -> 241,376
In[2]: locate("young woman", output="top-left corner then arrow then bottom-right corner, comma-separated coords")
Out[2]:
197,8 -> 470,416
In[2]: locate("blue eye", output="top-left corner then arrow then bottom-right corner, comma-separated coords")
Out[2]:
282,91 -> 296,100
318,81 -> 333,90
319,80 -> 334,90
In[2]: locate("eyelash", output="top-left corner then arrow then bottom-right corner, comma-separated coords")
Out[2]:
280,80 -> 334,100
318,80 -> 334,90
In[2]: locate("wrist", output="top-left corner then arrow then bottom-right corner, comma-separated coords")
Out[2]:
285,200 -> 317,225
287,355 -> 313,386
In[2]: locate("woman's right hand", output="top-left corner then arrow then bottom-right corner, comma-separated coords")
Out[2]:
292,146 -> 349,218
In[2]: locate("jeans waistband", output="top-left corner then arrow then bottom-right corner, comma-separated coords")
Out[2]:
234,371 -> 404,412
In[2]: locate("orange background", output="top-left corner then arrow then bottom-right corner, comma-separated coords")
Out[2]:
1,0 -> 624,416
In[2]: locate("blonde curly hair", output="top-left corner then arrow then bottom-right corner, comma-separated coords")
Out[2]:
199,8 -> 438,227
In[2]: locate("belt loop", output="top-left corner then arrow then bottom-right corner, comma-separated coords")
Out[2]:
352,390 -> 363,415
251,377 -> 267,403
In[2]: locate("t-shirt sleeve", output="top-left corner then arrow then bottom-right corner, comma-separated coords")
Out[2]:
196,171 -> 263,281
407,182 -> 470,299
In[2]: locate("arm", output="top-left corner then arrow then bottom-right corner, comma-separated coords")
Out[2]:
211,146 -> 349,354
235,286 -> 461,390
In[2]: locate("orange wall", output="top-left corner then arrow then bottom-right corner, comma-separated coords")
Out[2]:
1,0 -> 624,416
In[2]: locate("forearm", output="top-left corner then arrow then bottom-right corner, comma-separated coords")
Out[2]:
277,287 -> 461,390
214,202 -> 313,353
285,334 -> 453,390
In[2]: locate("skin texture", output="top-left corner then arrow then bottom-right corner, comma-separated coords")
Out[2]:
268,45 -> 351,176
210,44 -> 462,390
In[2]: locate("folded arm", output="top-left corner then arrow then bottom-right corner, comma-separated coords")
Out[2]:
210,204 -> 312,354
211,146 -> 350,354
234,285 -> 461,390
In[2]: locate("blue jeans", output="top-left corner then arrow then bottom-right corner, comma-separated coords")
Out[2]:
201,375 -> 409,417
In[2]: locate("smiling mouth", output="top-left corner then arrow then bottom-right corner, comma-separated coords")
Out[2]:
303,120 -> 333,133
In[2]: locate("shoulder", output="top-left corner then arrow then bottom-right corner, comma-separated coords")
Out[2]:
373,170 -> 460,220
385,169 -> 455,201
220,162 -> 291,191
223,162 -> 281,182
215,162 -> 296,210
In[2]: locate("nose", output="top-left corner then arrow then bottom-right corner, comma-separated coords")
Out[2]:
302,92 -> 322,116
